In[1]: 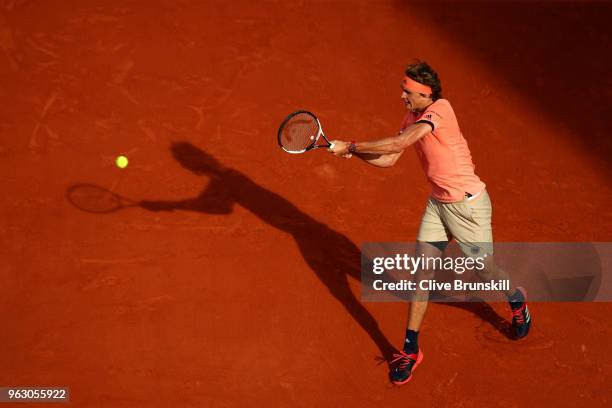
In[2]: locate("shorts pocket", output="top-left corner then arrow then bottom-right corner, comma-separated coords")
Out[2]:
458,202 -> 477,224
464,193 -> 492,226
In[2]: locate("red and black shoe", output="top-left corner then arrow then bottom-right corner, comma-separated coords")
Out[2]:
510,287 -> 531,339
389,349 -> 424,385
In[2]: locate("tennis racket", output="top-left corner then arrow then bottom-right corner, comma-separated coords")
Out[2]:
66,183 -> 139,214
277,110 -> 335,154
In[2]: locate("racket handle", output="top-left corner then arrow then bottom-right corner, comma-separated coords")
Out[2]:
329,142 -> 335,150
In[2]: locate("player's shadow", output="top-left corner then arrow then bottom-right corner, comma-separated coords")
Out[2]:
140,142 -> 397,361
439,300 -> 513,340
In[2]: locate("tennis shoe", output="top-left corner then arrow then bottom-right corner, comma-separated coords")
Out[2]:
510,287 -> 531,339
389,349 -> 424,385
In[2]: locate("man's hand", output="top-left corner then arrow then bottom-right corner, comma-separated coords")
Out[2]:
328,140 -> 352,158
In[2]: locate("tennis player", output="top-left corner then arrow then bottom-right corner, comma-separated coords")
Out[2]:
328,60 -> 531,385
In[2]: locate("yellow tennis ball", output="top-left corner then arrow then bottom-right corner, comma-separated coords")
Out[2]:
115,155 -> 128,169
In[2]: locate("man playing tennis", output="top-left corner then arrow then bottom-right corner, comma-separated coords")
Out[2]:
328,60 -> 531,385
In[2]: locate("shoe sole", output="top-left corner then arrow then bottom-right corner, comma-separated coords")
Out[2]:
391,350 -> 424,385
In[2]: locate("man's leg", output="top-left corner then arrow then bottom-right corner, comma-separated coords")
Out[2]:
477,255 -> 513,296
391,241 -> 443,385
443,190 -> 531,339
477,256 -> 530,338
406,241 -> 445,335
390,196 -> 449,385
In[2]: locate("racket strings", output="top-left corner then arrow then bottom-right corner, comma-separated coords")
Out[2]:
67,184 -> 124,213
279,113 -> 320,152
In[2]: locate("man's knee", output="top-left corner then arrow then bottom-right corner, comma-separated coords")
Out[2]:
414,241 -> 446,278
416,240 -> 447,255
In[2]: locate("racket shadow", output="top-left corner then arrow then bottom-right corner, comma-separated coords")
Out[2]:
66,183 -> 139,214
139,141 -> 398,362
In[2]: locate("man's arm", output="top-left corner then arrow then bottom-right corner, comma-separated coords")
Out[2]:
352,151 -> 404,168
330,122 -> 432,157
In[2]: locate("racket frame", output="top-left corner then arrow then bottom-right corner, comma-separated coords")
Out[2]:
66,183 -> 138,214
277,110 -> 335,154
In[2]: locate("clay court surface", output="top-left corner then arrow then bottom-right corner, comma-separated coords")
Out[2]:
1,0 -> 611,406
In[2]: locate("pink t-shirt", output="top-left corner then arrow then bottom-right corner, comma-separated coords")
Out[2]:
400,99 -> 485,203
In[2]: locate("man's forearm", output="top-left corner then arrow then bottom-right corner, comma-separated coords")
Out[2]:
352,137 -> 403,155
354,152 -> 402,168
351,123 -> 430,155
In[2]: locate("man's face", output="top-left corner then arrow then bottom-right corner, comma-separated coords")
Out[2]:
401,76 -> 432,112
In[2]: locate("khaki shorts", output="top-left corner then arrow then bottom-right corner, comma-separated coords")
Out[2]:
417,190 -> 493,257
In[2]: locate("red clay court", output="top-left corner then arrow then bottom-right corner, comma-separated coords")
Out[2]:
1,0 -> 611,406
